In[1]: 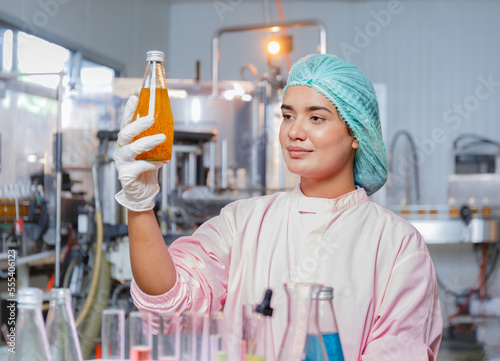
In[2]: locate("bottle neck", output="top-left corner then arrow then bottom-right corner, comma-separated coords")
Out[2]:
143,61 -> 167,89
17,306 -> 46,328
50,297 -> 72,309
317,299 -> 334,316
18,304 -> 42,311
317,298 -> 339,334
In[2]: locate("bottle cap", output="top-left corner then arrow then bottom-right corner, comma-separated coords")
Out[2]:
18,287 -> 43,306
146,50 -> 165,62
313,286 -> 333,300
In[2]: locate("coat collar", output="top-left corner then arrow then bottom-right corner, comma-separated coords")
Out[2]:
290,185 -> 370,214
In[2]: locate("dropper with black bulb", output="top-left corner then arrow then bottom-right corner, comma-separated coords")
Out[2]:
250,289 -> 275,361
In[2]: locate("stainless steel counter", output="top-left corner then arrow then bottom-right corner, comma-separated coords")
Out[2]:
408,218 -> 500,244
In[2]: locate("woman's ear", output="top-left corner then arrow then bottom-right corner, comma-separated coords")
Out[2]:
352,138 -> 359,150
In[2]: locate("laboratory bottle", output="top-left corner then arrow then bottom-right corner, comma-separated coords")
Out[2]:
314,287 -> 344,361
46,288 -> 83,361
10,287 -> 52,361
277,282 -> 326,361
132,50 -> 174,161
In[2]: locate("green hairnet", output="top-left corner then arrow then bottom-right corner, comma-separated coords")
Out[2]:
283,54 -> 388,195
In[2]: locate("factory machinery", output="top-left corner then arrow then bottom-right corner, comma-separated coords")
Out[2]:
0,69 -> 292,360
0,74 -> 291,359
1,20 -> 499,359
0,20 -> 326,359
388,132 -> 500,358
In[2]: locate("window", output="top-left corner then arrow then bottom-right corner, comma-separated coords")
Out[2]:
1,29 -> 13,72
0,22 -> 120,91
80,58 -> 115,94
0,22 -> 122,189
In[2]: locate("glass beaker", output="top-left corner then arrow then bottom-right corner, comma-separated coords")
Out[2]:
277,282 -> 326,361
158,312 -> 183,361
129,311 -> 153,361
209,312 -> 229,361
101,309 -> 125,360
181,311 -> 211,361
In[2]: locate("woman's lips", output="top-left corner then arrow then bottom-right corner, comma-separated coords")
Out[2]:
287,146 -> 312,157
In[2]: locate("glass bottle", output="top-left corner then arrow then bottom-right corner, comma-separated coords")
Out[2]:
448,197 -> 459,217
11,287 -> 52,361
277,282 -> 326,361
304,287 -> 327,361
314,287 -> 344,361
46,288 -> 83,361
132,50 -> 174,161
481,197 -> 492,218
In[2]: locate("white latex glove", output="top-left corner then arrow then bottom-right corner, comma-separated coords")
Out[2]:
113,95 -> 167,212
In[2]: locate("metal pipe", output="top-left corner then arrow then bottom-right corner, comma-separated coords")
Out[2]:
76,159 -> 104,327
209,142 -> 215,192
221,139 -> 228,189
388,130 -> 421,204
188,152 -> 196,186
0,72 -> 63,78
55,72 -> 64,287
260,78 -> 269,195
91,156 -> 102,214
211,19 -> 327,97
169,149 -> 177,193
161,164 -> 168,211
262,0 -> 273,23
250,99 -> 261,192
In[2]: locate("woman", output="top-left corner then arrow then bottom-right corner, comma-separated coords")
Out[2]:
113,54 -> 443,360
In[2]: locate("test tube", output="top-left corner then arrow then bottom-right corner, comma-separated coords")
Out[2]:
209,312 -> 228,361
158,312 -> 182,361
129,311 -> 153,361
101,309 -> 125,360
181,312 -> 210,361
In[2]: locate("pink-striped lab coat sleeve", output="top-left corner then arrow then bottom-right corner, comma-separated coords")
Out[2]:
130,201 -> 238,331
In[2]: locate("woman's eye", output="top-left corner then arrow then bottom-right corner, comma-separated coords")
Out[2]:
282,114 -> 293,121
311,116 -> 325,123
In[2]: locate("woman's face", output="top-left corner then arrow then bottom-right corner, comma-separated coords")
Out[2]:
279,85 -> 359,184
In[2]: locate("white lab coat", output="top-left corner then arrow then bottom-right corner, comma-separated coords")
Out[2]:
131,186 -> 443,360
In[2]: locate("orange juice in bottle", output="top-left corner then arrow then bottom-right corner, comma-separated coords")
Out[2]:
132,50 -> 174,161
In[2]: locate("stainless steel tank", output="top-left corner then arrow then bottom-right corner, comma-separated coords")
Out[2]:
114,78 -> 265,193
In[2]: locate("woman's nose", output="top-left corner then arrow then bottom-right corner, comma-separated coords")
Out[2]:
289,119 -> 307,140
